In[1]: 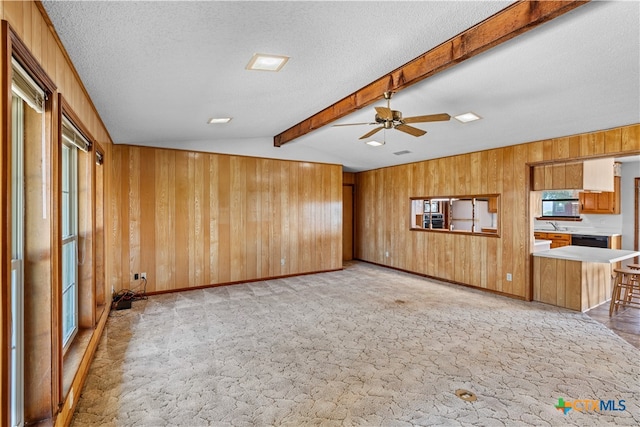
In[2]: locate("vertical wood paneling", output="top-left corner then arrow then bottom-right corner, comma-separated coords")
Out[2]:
355,124 -> 640,301
154,149 -> 171,291
565,261 -> 582,311
276,163 -> 290,274
266,159 -> 280,276
555,260 -> 566,308
245,157 -> 258,279
128,147 -> 140,289
174,152 -> 190,287
500,146 -> 514,294
217,155 -> 231,283
109,146 -> 341,292
208,155 -> 219,284
513,145 -> 529,298
139,148 -> 155,292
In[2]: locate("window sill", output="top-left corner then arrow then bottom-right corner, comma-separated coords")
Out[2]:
535,216 -> 583,221
62,328 -> 93,396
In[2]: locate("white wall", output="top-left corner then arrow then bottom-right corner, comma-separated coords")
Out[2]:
620,160 -> 640,251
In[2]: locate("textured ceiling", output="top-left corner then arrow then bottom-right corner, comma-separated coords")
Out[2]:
41,1 -> 640,172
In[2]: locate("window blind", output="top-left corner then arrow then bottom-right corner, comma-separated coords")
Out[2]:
62,116 -> 91,152
11,57 -> 45,114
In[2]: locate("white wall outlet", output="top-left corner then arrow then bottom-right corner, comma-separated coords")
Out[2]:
281,258 -> 285,266
141,272 -> 147,280
506,273 -> 513,281
385,251 -> 389,258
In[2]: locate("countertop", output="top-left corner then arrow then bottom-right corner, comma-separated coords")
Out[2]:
533,229 -> 621,237
532,246 -> 639,263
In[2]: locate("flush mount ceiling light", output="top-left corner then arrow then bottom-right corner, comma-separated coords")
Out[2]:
366,140 -> 384,147
207,117 -> 232,124
454,112 -> 482,123
246,53 -> 289,72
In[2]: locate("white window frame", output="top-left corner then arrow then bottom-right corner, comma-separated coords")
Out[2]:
11,94 -> 25,427
61,141 -> 79,350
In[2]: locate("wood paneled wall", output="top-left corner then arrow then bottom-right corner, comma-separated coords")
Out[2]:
355,124 -> 640,299
1,2 -> 114,426
109,145 -> 343,293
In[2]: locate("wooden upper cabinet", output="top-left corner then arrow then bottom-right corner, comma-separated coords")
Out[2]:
579,176 -> 621,214
488,196 -> 498,213
532,159 -> 615,191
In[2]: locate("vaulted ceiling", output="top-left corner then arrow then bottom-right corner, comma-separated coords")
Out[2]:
41,1 -> 640,172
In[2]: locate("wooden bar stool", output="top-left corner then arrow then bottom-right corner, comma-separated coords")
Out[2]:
609,268 -> 640,316
627,263 -> 640,270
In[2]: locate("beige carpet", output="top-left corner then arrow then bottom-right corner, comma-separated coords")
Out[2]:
71,262 -> 639,426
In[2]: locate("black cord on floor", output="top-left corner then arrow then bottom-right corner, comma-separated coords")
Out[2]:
111,278 -> 148,310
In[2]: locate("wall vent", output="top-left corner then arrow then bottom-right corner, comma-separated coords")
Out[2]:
393,150 -> 412,156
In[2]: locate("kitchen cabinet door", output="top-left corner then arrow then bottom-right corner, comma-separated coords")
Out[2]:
579,176 -> 620,214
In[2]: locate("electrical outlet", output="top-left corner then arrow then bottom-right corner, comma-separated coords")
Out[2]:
281,258 -> 285,266
141,272 -> 147,280
506,273 -> 513,281
134,273 -> 139,280
385,251 -> 389,258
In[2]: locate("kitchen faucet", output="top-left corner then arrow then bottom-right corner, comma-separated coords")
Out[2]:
547,221 -> 559,231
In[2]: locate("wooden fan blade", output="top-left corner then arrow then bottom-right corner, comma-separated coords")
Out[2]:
332,122 -> 376,127
402,113 -> 451,124
359,127 -> 384,140
374,106 -> 393,120
395,123 -> 427,137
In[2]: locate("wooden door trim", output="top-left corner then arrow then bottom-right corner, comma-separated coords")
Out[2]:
274,0 -> 588,147
635,178 -> 639,263
342,184 -> 355,261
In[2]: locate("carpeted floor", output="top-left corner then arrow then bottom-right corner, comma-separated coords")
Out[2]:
71,262 -> 639,426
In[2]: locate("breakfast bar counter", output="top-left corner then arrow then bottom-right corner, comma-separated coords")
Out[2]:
532,246 -> 640,312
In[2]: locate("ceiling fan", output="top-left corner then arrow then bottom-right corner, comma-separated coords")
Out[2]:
333,91 -> 450,140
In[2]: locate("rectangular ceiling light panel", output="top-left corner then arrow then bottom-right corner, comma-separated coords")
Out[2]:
246,53 -> 289,72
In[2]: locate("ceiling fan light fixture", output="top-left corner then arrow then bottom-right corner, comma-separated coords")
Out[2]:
454,112 -> 481,123
246,53 -> 289,71
366,140 -> 384,147
208,117 -> 232,124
